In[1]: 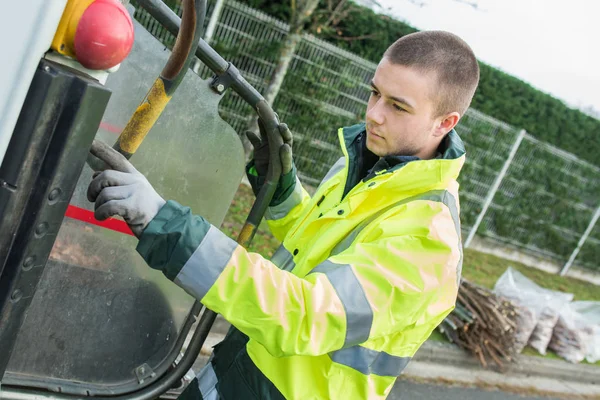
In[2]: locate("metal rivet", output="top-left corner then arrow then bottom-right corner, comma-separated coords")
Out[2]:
48,188 -> 62,204
43,65 -> 51,72
35,222 -> 49,238
337,209 -> 344,215
23,256 -> 36,271
216,84 -> 225,93
11,290 -> 22,303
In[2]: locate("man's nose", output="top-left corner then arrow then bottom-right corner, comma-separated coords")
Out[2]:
366,99 -> 385,125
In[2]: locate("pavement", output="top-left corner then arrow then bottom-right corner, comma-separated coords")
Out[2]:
191,316 -> 600,399
408,341 -> 599,399
390,380 -> 565,400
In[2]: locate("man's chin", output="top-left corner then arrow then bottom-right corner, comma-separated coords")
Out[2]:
366,139 -> 386,157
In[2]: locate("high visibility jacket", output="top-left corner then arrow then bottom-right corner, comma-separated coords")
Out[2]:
137,123 -> 465,399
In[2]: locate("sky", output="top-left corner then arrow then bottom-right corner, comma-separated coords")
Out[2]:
359,0 -> 600,115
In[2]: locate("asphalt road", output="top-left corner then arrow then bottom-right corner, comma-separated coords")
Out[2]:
389,380 -> 565,400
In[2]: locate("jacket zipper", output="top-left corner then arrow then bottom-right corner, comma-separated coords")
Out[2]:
341,133 -> 363,202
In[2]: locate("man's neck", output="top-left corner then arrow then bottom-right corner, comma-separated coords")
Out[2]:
415,135 -> 448,160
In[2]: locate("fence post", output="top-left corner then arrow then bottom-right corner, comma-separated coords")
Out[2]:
464,129 -> 526,248
204,0 -> 225,44
560,204 -> 600,276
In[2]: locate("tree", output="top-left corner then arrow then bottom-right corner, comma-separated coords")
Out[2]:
262,0 -> 321,106
245,0 -> 353,155
258,0 -> 481,108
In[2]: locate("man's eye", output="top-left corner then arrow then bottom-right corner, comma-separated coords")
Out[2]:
393,103 -> 405,112
370,89 -> 380,97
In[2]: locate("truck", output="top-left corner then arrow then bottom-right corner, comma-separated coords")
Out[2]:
0,1 -> 283,398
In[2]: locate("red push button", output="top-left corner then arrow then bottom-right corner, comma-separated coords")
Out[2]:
74,0 -> 134,70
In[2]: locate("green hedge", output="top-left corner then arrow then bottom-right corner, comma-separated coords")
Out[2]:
478,138 -> 600,263
246,0 -> 600,167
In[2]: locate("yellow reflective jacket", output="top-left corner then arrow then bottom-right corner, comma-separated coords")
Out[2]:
137,123 -> 465,399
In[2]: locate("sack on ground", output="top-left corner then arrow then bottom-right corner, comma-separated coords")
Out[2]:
548,303 -> 594,363
494,267 -> 573,355
570,301 -> 600,363
512,303 -> 537,353
494,267 -> 538,353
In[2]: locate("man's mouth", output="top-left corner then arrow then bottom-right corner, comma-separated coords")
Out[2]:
367,128 -> 383,139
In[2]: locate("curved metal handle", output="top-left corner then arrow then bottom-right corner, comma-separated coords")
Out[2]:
111,0 -> 207,160
237,100 -> 284,245
130,0 -> 289,375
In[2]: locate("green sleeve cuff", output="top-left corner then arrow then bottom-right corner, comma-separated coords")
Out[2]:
137,200 -> 211,281
245,161 -> 298,207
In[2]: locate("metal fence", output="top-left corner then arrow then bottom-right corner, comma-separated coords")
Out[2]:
131,0 -> 600,273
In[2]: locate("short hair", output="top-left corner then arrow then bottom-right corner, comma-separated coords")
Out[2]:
384,31 -> 480,117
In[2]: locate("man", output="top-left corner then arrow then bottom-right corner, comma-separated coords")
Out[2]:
88,30 -> 479,399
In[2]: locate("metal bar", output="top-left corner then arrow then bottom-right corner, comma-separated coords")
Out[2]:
135,0 -> 264,107
137,0 -> 228,73
560,204 -> 600,276
464,129 -> 526,248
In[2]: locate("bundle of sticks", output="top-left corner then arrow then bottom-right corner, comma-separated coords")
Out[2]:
438,280 -> 519,369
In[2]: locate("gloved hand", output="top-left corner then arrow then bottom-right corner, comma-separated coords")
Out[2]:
87,140 -> 166,238
246,120 -> 293,176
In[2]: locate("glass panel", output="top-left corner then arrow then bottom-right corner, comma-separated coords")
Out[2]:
4,20 -> 244,395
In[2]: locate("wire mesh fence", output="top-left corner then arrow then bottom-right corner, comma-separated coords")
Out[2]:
580,221 -> 600,268
454,109 -> 523,234
130,0 -> 600,272
479,135 -> 600,270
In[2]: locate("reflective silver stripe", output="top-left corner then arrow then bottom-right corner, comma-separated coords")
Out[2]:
329,190 -> 462,283
330,346 -> 411,377
444,192 -> 462,282
265,176 -> 304,221
316,156 -> 346,191
312,260 -> 373,347
175,225 -> 238,300
197,362 -> 219,400
271,244 -> 296,271
420,190 -> 463,284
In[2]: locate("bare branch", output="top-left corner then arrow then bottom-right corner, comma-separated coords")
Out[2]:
401,0 -> 483,10
332,33 -> 379,41
453,0 -> 480,9
324,0 -> 349,27
405,0 -> 427,7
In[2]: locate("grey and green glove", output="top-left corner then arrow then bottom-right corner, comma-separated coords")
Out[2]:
245,121 -> 297,206
87,140 -> 166,237
246,121 -> 294,176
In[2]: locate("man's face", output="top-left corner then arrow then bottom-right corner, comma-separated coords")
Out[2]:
365,58 -> 441,158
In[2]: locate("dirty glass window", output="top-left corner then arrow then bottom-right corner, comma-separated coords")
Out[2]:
3,21 -> 244,396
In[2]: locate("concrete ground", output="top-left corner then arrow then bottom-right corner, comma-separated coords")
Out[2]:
390,380 -> 565,400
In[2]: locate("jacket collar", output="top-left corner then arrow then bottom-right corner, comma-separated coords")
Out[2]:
371,129 -> 466,173
339,123 -> 466,193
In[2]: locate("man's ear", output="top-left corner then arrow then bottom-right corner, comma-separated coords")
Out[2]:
433,112 -> 460,137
